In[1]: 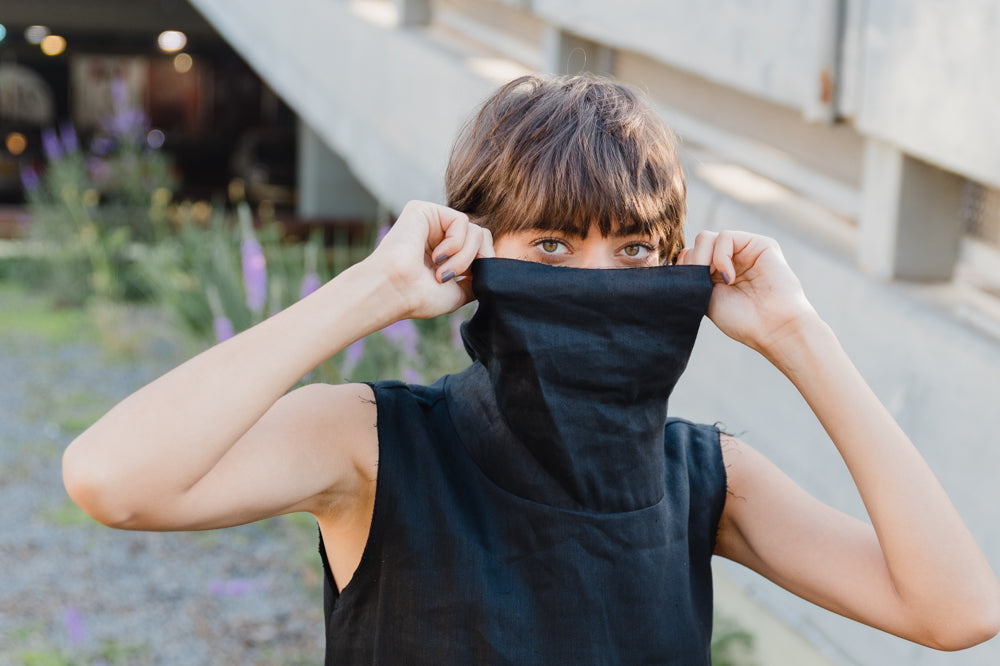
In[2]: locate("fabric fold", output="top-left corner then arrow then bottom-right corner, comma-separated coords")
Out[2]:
447,257 -> 713,512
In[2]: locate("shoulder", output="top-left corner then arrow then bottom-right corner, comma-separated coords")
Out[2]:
362,378 -> 449,437
284,382 -> 377,437
663,417 -> 725,467
665,417 -> 723,440
664,418 -> 728,531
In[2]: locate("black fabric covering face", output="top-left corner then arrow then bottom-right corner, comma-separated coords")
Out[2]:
453,258 -> 713,512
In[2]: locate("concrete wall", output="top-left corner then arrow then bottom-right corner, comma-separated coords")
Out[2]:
187,1 -> 1000,663
855,0 -> 1000,190
534,0 -> 838,117
679,170 -> 1000,666
188,0 -> 499,212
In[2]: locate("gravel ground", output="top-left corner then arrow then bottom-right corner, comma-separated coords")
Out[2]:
0,300 -> 325,665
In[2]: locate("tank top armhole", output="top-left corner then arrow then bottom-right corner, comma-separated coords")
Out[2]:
319,381 -> 391,608
706,423 -> 727,555
665,418 -> 729,556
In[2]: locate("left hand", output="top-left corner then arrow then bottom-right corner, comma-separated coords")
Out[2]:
676,230 -> 817,356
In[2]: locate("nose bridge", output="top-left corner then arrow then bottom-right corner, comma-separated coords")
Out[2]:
577,241 -> 616,269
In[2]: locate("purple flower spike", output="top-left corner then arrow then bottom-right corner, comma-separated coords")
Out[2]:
87,157 -> 110,183
213,316 -> 235,343
59,121 -> 80,154
300,272 -> 322,300
241,237 -> 268,315
90,136 -> 113,156
111,77 -> 129,113
343,338 -> 365,374
403,366 -> 423,384
20,165 -> 40,192
62,604 -> 87,647
382,319 -> 419,358
42,127 -> 63,161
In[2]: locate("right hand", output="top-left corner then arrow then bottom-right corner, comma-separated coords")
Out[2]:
366,200 -> 494,319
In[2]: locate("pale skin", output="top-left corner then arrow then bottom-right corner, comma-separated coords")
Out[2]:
63,200 -> 1000,651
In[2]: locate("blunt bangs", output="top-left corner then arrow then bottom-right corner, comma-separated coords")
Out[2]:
445,74 -> 687,262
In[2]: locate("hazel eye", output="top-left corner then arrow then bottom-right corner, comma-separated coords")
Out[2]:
622,243 -> 652,258
536,239 -> 568,254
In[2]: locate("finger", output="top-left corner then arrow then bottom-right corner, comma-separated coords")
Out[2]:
477,227 -> 495,259
675,247 -> 689,265
384,201 -> 461,254
441,223 -> 490,282
711,231 -> 739,285
686,230 -> 718,267
428,209 -> 470,272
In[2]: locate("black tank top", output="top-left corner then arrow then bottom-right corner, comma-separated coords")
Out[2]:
320,259 -> 727,664
319,378 -> 726,664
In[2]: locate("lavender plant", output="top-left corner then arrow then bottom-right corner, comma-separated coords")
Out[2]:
20,83 -> 177,305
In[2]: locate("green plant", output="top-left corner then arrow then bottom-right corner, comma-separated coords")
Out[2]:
21,95 -> 177,306
711,610 -> 758,666
38,499 -> 96,527
136,201 -> 472,386
0,280 -> 95,344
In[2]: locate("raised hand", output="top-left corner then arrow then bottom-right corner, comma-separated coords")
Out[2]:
676,230 -> 816,358
366,200 -> 495,320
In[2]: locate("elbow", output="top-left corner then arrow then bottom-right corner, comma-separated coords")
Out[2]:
924,623 -> 999,652
918,593 -> 1000,651
62,439 -> 136,529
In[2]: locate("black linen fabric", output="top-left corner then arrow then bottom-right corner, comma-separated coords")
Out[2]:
321,258 -> 727,665
457,258 -> 713,512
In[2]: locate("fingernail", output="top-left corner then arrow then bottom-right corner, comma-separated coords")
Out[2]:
721,271 -> 732,285
440,270 -> 456,283
434,254 -> 450,266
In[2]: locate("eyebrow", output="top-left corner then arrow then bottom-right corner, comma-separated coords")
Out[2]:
526,226 -> 657,240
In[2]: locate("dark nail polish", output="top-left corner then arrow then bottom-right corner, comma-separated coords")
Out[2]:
434,254 -> 450,265
721,272 -> 732,285
440,270 -> 456,283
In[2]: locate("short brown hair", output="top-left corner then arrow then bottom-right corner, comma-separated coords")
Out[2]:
445,74 -> 686,263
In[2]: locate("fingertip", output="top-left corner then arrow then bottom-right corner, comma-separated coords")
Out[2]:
479,229 -> 496,259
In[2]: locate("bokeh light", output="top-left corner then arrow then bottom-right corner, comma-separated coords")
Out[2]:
228,178 -> 246,203
0,24 -> 7,44
40,35 -> 67,56
173,53 -> 194,74
146,129 -> 166,149
157,30 -> 187,52
25,25 -> 50,44
5,132 -> 27,156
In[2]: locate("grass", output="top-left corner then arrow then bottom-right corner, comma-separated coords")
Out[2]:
0,281 -> 96,346
37,498 -> 97,528
17,639 -> 150,666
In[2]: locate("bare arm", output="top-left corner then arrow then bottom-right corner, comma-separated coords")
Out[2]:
680,231 -> 1000,650
63,201 -> 493,531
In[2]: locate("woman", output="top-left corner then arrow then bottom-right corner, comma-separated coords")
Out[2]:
63,75 -> 1000,663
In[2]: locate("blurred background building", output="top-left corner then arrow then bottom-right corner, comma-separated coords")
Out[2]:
0,0 -> 303,223
3,1 -> 999,664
